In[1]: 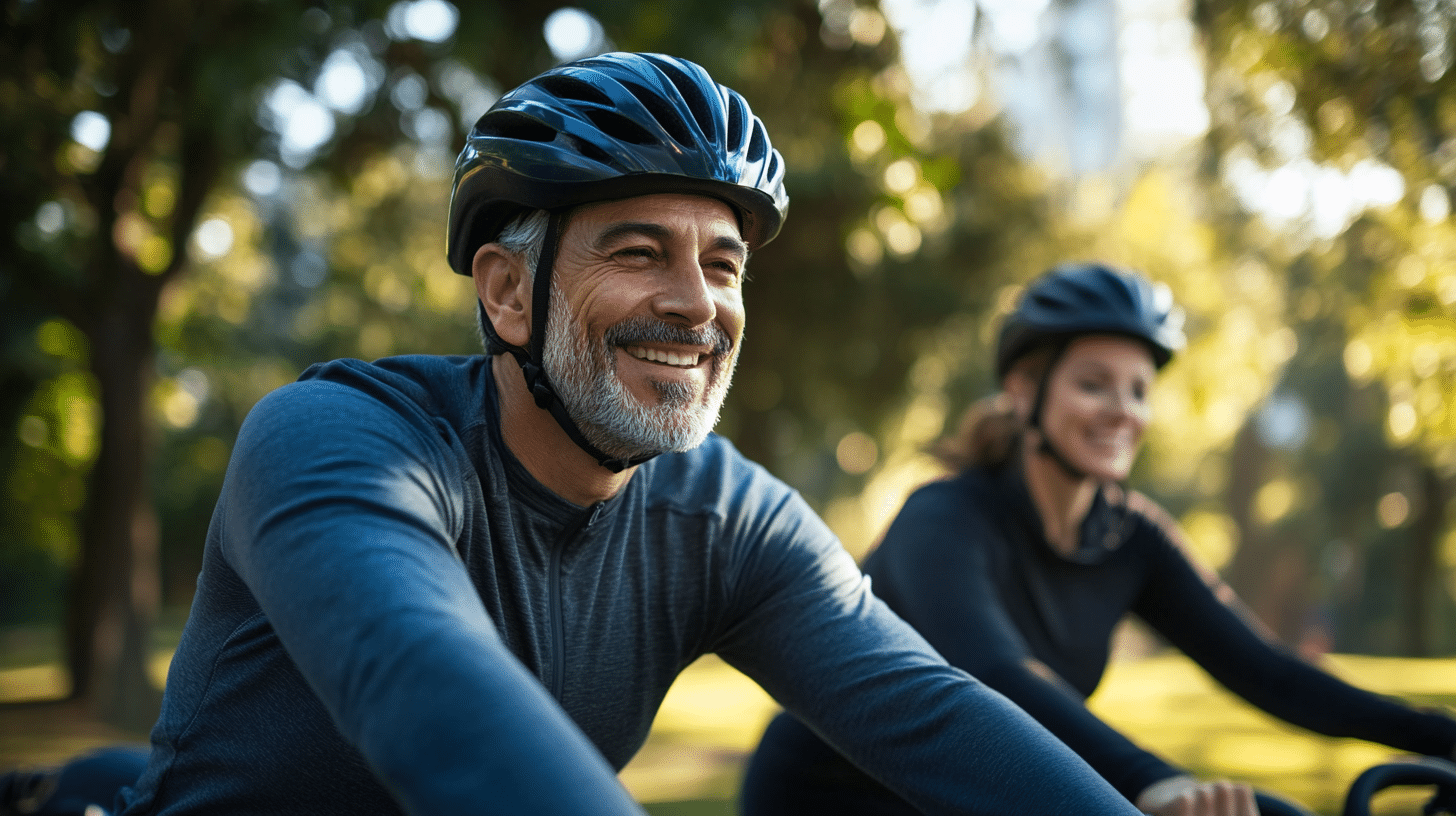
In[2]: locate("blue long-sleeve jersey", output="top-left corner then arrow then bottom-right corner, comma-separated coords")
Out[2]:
117,355 -> 1139,816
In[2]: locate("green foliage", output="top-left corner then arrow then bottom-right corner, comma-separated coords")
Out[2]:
1190,0 -> 1456,652
3,0 -> 1048,626
7,0 -> 1453,718
0,318 -> 94,623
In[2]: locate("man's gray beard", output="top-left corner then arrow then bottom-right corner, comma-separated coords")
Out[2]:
541,285 -> 737,460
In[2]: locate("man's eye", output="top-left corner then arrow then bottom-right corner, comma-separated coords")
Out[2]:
612,247 -> 664,267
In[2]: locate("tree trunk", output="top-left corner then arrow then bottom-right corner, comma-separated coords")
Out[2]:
1223,421 -> 1268,602
66,272 -> 165,731
56,0 -> 221,728
1401,462 -> 1448,656
1223,417 -> 1311,643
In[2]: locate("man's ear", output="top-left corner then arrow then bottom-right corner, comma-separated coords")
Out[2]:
472,243 -> 531,349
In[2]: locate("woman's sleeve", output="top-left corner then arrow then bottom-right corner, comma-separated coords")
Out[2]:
858,484 -> 1184,799
220,381 -> 647,816
1129,493 -> 1456,758
713,485 -> 1142,815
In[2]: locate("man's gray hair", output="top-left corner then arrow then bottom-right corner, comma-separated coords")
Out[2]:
477,209 -> 550,353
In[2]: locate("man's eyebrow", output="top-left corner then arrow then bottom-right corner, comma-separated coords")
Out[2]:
708,234 -> 750,260
593,221 -> 671,249
593,222 -> 750,259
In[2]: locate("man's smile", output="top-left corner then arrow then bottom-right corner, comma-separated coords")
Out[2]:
625,345 -> 707,368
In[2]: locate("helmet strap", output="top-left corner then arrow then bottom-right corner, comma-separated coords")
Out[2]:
502,210 -> 658,474
1026,338 -> 1093,483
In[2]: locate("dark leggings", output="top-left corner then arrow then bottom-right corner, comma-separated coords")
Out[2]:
0,745 -> 148,816
739,713 -> 920,816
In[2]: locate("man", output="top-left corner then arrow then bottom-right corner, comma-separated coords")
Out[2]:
113,53 -> 1140,815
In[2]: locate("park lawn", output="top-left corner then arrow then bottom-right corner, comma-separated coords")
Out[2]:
3,629 -> 1454,816
631,652 -> 1456,815
1088,652 -> 1456,815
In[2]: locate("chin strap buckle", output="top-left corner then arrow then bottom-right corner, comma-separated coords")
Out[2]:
521,362 -> 556,410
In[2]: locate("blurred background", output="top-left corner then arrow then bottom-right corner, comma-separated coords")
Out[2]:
2,0 -> 1454,813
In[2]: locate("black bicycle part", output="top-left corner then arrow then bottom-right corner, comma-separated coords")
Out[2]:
1342,757 -> 1456,816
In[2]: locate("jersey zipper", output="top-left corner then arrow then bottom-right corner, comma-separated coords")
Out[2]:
549,502 -> 604,699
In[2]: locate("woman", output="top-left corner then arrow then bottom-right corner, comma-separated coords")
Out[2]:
739,263 -> 1456,816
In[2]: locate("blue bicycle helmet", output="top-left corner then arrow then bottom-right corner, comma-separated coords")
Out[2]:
995,262 -> 1186,379
447,51 -> 789,274
445,53 -> 789,473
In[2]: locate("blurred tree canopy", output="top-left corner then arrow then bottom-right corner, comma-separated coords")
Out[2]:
1188,0 -> 1456,654
1,0 -> 1043,728
2,0 -> 1454,732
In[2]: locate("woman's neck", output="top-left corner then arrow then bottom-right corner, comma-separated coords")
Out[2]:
1019,438 -> 1098,557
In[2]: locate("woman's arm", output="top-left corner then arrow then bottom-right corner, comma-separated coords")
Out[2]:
716,485 -> 1142,815
1130,492 -> 1456,758
856,483 -> 1184,800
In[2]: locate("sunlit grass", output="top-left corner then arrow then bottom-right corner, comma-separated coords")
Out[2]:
625,651 -> 1456,814
621,655 -> 777,811
1087,653 -> 1456,815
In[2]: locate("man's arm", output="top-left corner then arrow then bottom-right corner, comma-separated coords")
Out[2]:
221,381 -> 647,816
864,484 -> 1182,800
710,488 -> 1142,816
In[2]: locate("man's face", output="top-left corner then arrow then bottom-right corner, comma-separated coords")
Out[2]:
541,194 -> 748,460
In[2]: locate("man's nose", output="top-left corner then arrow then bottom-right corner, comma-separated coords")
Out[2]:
653,261 -> 717,327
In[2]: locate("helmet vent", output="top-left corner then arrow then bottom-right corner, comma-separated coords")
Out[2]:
746,120 -> 767,163
656,61 -> 717,140
583,109 -> 658,146
565,131 -> 618,165
535,74 -> 613,107
725,100 -> 745,147
619,79 -> 695,148
476,110 -> 557,143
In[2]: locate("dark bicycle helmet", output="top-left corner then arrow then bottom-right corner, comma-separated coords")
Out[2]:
995,262 -> 1186,379
445,53 -> 789,473
446,51 -> 789,274
995,262 -> 1186,482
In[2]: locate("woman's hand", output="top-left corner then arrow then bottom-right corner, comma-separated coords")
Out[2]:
1136,774 -> 1259,816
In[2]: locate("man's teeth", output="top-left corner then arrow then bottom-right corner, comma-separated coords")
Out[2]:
629,347 -> 699,366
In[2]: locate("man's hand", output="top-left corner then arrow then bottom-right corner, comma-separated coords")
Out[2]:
1135,774 -> 1258,816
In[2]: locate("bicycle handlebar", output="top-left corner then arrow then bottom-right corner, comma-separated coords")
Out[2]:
1342,757 -> 1456,816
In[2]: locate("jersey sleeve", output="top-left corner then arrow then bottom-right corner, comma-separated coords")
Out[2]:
219,380 -> 647,816
1129,492 -> 1456,758
859,482 -> 1183,800
710,482 -> 1142,815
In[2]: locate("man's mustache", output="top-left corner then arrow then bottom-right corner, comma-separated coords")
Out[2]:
605,317 -> 733,358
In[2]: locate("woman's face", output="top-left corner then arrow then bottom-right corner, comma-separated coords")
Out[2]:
1033,335 -> 1157,482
